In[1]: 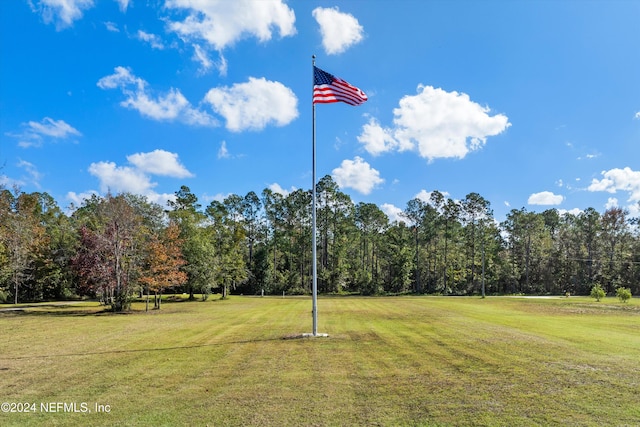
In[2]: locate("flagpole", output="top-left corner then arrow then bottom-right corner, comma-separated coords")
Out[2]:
305,61 -> 364,338
311,55 -> 318,336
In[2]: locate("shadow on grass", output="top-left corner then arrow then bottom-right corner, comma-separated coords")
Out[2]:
0,304 -> 118,317
0,335 -> 303,361
0,299 -> 204,317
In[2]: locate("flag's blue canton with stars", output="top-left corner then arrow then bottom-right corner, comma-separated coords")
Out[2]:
313,66 -> 367,106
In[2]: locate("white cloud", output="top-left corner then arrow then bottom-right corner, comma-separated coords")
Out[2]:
357,117 -> 410,156
215,53 -> 228,77
634,112 -> 640,119
104,21 -> 119,32
359,85 -> 510,161
192,44 -> 216,74
528,191 -> 564,205
268,183 -> 295,196
17,160 -> 43,188
412,190 -> 454,216
165,0 -> 295,74
137,30 -> 165,49
190,45 -> 227,76
396,86 -> 510,160
97,66 -> 143,90
381,203 -> 403,223
0,174 -> 20,189
415,190 -> 432,202
66,190 -> 99,209
332,156 -> 384,195
577,151 -> 600,160
312,7 -> 364,55
30,0 -> 94,30
204,77 -> 298,131
218,141 -> 230,159
97,66 -> 217,127
605,197 -> 619,209
182,106 -> 221,127
201,192 -> 231,204
588,167 -> 640,202
146,192 -> 178,207
558,208 -> 583,217
88,161 -> 155,195
7,117 -> 81,148
122,88 -> 189,121
115,0 -> 129,12
126,149 -> 193,178
85,150 -> 191,205
165,0 -> 296,51
414,190 -> 450,203
100,68 -> 296,131
27,117 -> 81,138
192,44 -> 212,68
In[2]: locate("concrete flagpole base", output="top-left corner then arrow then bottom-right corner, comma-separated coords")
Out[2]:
301,333 -> 329,338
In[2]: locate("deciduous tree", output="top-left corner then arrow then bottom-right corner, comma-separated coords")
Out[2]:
140,222 -> 187,309
72,193 -> 145,311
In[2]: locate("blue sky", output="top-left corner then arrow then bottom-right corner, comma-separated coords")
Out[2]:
1,0 -> 639,222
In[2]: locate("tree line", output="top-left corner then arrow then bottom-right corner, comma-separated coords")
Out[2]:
1,177 -> 638,310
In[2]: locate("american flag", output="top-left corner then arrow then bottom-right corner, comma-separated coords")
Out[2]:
313,66 -> 368,106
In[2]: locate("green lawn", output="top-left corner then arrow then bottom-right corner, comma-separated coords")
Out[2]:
1,295 -> 639,426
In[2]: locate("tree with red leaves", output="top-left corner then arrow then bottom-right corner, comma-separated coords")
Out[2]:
72,193 -> 145,311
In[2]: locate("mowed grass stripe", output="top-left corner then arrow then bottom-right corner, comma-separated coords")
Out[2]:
0,296 -> 639,426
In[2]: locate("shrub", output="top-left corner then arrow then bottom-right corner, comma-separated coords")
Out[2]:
616,287 -> 632,303
590,284 -> 605,302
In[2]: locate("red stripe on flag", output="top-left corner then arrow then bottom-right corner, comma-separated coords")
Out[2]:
313,70 -> 367,106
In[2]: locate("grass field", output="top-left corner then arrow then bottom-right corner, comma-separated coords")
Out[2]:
1,295 -> 639,426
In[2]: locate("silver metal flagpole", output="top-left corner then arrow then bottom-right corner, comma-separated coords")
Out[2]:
311,55 -> 318,336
